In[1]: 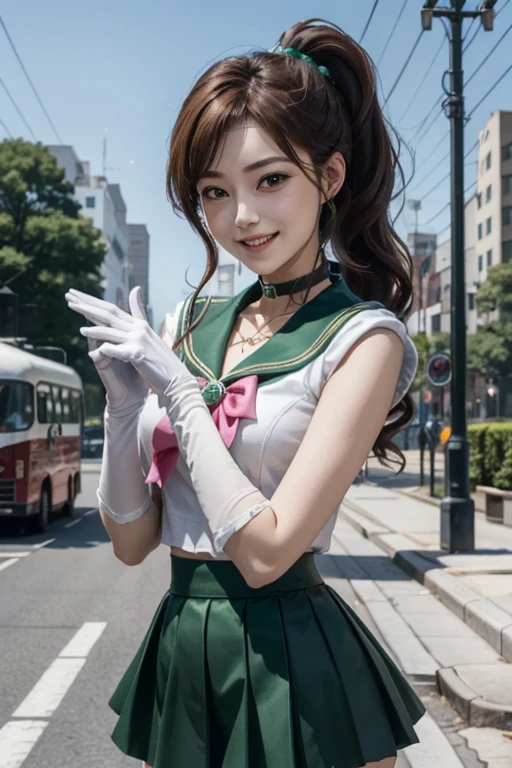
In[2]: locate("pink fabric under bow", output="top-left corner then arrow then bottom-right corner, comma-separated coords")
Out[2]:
145,375 -> 258,489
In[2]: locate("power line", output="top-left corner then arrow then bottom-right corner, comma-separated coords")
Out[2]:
467,62 -> 512,118
466,19 -> 512,87
383,30 -> 424,107
411,137 -> 478,196
376,0 -> 409,66
398,35 -> 445,123
360,0 -> 380,44
0,76 -> 37,140
413,130 -> 450,176
0,117 -> 13,138
0,14 -> 63,144
423,180 -> 477,227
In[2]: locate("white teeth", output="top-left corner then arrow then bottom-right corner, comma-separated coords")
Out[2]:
243,235 -> 274,246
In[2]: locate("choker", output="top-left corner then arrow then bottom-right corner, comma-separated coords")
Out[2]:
258,259 -> 340,300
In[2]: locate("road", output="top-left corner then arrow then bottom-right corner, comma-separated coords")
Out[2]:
0,463 -> 484,768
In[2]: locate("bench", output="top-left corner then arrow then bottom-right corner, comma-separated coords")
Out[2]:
476,485 -> 512,527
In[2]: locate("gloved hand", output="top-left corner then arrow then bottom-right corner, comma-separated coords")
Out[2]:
66,287 -> 150,413
65,286 -> 196,405
66,285 -> 269,549
65,286 -> 154,524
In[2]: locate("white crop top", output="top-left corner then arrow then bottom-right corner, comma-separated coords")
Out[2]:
137,290 -> 418,560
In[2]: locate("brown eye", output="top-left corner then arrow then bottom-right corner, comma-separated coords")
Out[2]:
202,188 -> 227,200
260,173 -> 288,189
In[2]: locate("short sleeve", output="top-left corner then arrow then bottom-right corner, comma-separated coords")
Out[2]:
313,307 -> 418,422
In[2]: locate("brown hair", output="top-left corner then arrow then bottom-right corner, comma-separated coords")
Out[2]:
166,18 -> 414,472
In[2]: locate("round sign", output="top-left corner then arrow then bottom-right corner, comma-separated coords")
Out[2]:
487,385 -> 497,398
426,353 -> 451,387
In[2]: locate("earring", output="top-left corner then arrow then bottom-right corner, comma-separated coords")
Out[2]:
327,199 -> 336,219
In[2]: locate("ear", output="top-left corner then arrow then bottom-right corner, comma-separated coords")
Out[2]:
321,152 -> 346,202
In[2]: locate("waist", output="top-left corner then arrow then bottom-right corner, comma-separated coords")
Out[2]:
169,552 -> 324,599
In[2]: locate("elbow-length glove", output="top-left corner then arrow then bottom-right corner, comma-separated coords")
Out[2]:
66,288 -> 151,523
66,287 -> 269,551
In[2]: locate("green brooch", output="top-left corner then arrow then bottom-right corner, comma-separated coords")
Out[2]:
201,380 -> 226,406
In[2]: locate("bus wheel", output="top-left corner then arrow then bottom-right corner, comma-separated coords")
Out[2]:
64,477 -> 75,517
35,486 -> 51,534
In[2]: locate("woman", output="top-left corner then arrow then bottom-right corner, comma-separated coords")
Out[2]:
66,18 -> 425,768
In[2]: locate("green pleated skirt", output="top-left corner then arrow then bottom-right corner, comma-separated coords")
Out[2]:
109,553 -> 425,768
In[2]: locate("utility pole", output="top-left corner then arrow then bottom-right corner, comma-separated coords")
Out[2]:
408,199 -> 424,476
421,0 -> 497,552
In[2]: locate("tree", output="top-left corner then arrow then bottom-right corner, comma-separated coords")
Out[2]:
0,139 -> 106,391
467,262 -> 512,383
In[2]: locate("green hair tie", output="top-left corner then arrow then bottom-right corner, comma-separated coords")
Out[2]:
270,45 -> 331,78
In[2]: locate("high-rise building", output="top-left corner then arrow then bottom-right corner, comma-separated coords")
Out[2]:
475,111 -> 512,276
48,145 -> 140,311
127,224 -> 151,323
405,231 -> 437,334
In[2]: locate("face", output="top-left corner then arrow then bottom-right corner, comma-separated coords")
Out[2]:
196,122 -> 344,282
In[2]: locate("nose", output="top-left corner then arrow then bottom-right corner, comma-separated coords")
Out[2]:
234,201 -> 259,230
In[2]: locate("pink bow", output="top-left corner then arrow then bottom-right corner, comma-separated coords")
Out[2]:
145,375 -> 258,489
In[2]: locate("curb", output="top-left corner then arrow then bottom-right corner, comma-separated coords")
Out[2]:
340,496 -> 512,728
437,668 -> 512,730
341,496 -> 512,662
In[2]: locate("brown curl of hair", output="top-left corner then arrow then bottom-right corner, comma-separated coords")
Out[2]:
166,18 -> 415,473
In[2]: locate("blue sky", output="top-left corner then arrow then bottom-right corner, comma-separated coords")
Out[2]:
1,0 -> 511,329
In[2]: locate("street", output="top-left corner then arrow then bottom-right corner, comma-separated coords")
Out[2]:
0,462 -> 487,768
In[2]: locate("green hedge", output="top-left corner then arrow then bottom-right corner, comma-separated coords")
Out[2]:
468,422 -> 512,491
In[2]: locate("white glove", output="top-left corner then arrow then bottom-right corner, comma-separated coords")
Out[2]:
67,288 -> 270,551
66,287 -> 151,524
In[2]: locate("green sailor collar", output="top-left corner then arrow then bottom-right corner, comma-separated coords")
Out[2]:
176,278 -> 383,405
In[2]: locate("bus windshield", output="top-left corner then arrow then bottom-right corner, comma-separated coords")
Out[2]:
0,380 -> 34,433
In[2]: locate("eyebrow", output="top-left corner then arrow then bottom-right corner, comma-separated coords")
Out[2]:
199,155 -> 294,180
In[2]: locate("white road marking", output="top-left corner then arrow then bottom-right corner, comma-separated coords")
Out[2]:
31,539 -> 55,550
0,552 -> 31,558
0,559 -> 19,573
64,518 -> 82,529
59,621 -> 107,658
84,508 -> 97,516
0,721 -> 48,768
12,658 -> 86,718
1,622 -> 107,764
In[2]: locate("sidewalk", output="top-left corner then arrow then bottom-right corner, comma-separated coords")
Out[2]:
340,452 -> 512,735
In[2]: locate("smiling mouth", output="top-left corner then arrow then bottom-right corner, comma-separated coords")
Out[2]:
239,233 -> 279,248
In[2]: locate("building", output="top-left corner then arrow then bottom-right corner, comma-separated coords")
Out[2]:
405,231 -> 437,334
47,145 -> 131,310
475,110 -> 512,275
127,224 -> 152,324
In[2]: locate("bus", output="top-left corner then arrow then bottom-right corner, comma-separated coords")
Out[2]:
0,342 -> 84,533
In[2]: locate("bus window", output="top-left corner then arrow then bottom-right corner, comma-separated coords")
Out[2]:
52,386 -> 62,422
61,387 -> 71,423
37,383 -> 54,423
0,380 -> 34,432
70,390 -> 82,424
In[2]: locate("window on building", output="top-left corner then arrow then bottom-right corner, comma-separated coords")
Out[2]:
487,249 -> 492,267
478,254 -> 483,271
468,293 -> 475,311
503,206 -> 512,226
431,314 -> 441,333
477,192 -> 482,209
486,217 -> 492,234
486,184 -> 492,202
85,196 -> 95,208
503,175 -> 512,195
478,223 -> 483,240
502,143 -> 512,162
503,241 -> 512,263
486,151 -> 491,170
